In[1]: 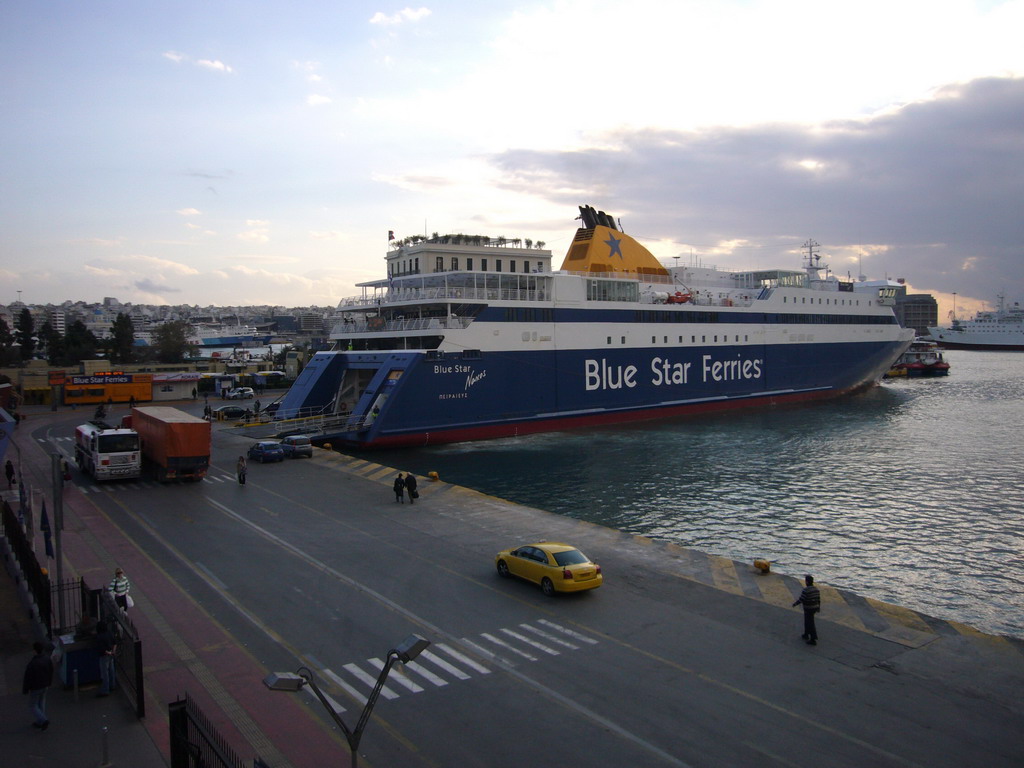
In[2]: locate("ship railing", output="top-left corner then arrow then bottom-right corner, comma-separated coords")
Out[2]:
331,316 -> 474,335
230,406 -> 369,438
338,285 -> 550,308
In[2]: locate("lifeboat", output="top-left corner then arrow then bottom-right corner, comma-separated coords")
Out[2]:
666,291 -> 692,304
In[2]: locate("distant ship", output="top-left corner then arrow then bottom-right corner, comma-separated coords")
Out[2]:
928,296 -> 1024,350
274,204 -> 914,448
190,324 -> 273,347
886,339 -> 950,377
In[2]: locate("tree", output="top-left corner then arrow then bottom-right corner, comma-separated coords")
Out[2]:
38,320 -> 65,363
14,308 -> 35,361
109,312 -> 136,364
0,317 -> 18,366
62,320 -> 99,364
151,320 -> 194,363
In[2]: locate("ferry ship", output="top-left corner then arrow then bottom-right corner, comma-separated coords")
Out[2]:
274,205 -> 914,448
190,324 -> 273,347
927,296 -> 1024,350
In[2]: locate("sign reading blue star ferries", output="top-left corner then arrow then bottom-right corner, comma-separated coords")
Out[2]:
604,233 -> 623,259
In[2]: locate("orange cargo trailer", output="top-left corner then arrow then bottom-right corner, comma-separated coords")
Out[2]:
128,406 -> 211,482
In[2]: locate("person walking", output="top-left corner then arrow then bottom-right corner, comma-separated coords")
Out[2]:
95,621 -> 117,697
5,458 -> 15,489
23,641 -> 53,730
109,567 -> 131,611
237,455 -> 247,485
404,472 -> 418,504
793,574 -> 821,645
393,473 -> 405,503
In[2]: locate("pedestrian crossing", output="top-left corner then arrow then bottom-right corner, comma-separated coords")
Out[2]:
316,619 -> 598,712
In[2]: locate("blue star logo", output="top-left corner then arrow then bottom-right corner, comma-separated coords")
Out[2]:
605,233 -> 623,259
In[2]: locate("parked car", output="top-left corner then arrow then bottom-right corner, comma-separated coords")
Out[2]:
280,435 -> 313,458
226,387 -> 255,400
495,542 -> 603,595
247,441 -> 285,463
212,405 -> 247,420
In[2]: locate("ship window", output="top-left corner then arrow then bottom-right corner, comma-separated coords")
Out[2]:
651,336 -> 656,343
508,260 -> 515,272
536,261 -> 543,272
607,336 -> 612,344
436,256 -> 444,272
463,349 -> 481,359
496,260 -> 502,272
481,258 -> 488,271
664,336 -> 668,343
415,257 -> 419,271
714,335 -> 718,342
691,336 -> 696,343
451,257 -> 459,270
702,336 -> 706,343
784,296 -> 787,303
524,261 -> 531,273
745,335 -> 748,341
467,257 -> 473,270
621,336 -> 626,344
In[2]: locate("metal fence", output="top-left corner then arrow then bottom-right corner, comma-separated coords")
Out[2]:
169,693 -> 270,768
98,589 -> 146,718
1,500 -> 51,635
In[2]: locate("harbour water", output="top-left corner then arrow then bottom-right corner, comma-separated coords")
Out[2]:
372,351 -> 1024,639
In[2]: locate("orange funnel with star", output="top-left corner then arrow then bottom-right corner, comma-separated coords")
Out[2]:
559,205 -> 669,278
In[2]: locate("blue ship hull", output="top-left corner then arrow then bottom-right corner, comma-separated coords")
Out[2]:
278,338 -> 903,448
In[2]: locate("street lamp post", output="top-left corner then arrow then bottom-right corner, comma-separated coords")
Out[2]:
264,634 -> 430,768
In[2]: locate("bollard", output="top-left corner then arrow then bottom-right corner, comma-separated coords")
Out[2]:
428,471 -> 439,481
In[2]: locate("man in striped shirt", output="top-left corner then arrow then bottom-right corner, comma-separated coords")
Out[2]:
793,574 -> 821,645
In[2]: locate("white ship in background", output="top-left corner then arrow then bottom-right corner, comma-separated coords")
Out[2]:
928,296 -> 1024,350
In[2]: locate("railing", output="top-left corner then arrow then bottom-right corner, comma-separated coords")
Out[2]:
230,405 -> 370,439
332,315 -> 474,335
339,284 -> 551,308
99,590 -> 146,718
170,693 -> 267,768
1,500 -> 52,636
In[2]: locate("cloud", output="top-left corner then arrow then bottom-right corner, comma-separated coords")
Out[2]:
177,208 -> 201,216
196,59 -> 234,74
369,7 -> 431,25
135,278 -> 181,294
307,94 -> 332,106
163,51 -> 235,73
490,76 -> 1024,303
238,220 -> 270,243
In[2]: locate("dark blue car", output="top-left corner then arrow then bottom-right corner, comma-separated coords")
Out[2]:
248,441 -> 285,463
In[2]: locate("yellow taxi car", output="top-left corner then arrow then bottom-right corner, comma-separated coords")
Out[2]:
495,542 -> 603,596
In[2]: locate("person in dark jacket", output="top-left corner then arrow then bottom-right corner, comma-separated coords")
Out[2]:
404,472 -> 418,504
5,459 -> 14,489
95,621 -> 117,696
793,574 -> 821,645
393,473 -> 405,503
23,641 -> 53,729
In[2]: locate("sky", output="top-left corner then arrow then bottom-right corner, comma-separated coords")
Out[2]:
2,0 -> 1022,320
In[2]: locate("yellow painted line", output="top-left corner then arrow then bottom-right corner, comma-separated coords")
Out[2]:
754,574 -> 798,608
866,597 -> 934,635
708,554 -> 744,595
817,585 -> 870,633
368,466 -> 396,482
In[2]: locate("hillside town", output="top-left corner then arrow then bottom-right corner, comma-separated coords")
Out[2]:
0,297 -> 337,409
